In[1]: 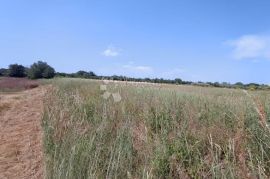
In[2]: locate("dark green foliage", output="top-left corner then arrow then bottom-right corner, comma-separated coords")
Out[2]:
0,68 -> 8,76
55,71 -> 97,79
8,64 -> 26,77
175,78 -> 182,84
28,61 -> 55,79
76,71 -> 96,78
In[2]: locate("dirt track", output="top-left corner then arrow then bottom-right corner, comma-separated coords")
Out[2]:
0,87 -> 45,179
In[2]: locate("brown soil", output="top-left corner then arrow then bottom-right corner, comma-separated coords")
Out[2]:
0,86 -> 46,179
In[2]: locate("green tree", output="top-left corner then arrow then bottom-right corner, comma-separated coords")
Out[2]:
28,61 -> 55,79
76,71 -> 97,78
8,64 -> 26,77
234,82 -> 244,89
175,78 -> 182,84
0,68 -> 8,76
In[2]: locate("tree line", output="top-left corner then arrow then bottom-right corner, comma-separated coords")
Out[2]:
1,61 -> 269,90
0,61 -> 55,79
55,72 -> 269,90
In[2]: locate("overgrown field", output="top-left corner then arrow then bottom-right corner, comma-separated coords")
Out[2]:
43,78 -> 270,178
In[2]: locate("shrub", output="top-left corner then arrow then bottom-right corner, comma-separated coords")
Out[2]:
28,61 -> 55,79
8,64 -> 26,77
76,71 -> 97,78
0,68 -> 8,76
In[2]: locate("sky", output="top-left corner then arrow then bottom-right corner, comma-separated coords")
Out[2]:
0,0 -> 270,84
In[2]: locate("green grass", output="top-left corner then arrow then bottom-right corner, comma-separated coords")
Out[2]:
42,78 -> 270,178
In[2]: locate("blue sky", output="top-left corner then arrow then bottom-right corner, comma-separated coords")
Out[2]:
0,0 -> 270,84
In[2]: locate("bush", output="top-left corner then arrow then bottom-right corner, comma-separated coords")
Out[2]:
76,71 -> 96,78
28,61 -> 55,79
8,64 -> 26,77
0,68 -> 8,76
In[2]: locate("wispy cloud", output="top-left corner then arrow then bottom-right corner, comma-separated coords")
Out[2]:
122,64 -> 153,72
102,45 -> 121,57
226,34 -> 270,60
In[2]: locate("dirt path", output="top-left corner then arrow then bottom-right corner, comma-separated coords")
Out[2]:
0,87 -> 46,179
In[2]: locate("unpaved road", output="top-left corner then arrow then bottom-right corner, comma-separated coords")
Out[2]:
0,87 -> 45,179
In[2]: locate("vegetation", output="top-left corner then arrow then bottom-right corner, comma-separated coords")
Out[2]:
56,70 -> 97,79
0,61 -> 55,79
28,61 -> 55,79
1,61 -> 269,90
0,68 -> 8,76
8,64 -> 26,77
55,73 -> 270,90
43,78 -> 270,178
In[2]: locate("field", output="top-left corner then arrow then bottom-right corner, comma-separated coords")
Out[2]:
41,78 -> 270,178
0,84 -> 44,178
0,77 -> 39,92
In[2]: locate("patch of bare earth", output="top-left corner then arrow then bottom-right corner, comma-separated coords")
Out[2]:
0,86 -> 46,179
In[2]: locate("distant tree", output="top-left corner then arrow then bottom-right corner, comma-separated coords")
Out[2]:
28,61 -> 55,79
144,78 -> 151,82
42,65 -> 55,78
234,82 -> 244,89
221,82 -> 231,88
8,64 -> 26,77
235,82 -> 244,86
213,82 -> 220,87
246,83 -> 259,90
76,70 -> 87,77
55,72 -> 71,77
260,84 -> 270,90
76,71 -> 96,78
0,68 -> 8,76
88,71 -> 96,77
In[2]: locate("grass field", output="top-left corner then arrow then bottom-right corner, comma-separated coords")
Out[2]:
42,78 -> 270,178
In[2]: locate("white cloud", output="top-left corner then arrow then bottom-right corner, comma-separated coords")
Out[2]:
122,64 -> 153,72
102,46 -> 121,57
226,34 -> 270,60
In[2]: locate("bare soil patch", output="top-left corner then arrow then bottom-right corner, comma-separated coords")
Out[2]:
0,86 -> 46,179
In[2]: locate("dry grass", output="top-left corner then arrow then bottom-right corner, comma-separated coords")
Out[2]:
0,77 -> 39,92
42,78 -> 270,178
0,87 -> 46,179
0,102 -> 10,114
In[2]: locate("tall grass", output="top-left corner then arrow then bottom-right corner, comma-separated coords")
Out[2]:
42,78 -> 270,178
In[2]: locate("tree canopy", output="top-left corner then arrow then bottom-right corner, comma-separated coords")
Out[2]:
28,61 -> 55,79
8,64 -> 26,77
